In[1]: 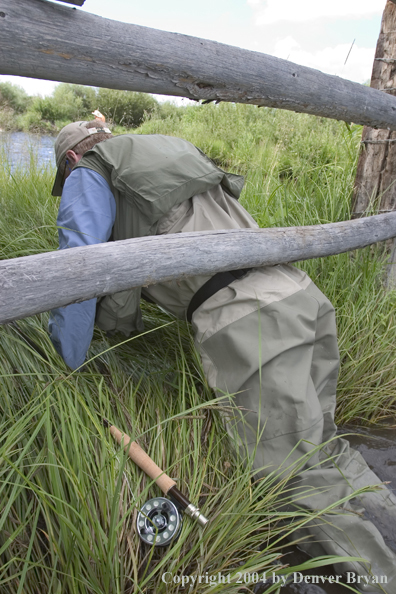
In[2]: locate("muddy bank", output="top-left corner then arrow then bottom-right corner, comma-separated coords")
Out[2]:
342,425 -> 396,493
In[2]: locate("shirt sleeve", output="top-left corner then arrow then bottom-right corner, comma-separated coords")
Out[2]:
49,168 -> 116,369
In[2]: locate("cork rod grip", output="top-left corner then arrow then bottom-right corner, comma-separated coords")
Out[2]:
109,424 -> 176,494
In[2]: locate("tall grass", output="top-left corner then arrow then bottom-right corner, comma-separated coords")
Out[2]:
1,104 -> 395,592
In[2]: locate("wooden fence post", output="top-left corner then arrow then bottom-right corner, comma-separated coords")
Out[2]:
352,1 -> 396,287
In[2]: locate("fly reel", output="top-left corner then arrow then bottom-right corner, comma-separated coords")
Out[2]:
137,497 -> 182,546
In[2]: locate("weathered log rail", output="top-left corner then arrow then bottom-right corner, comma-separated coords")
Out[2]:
1,213 -> 396,324
2,0 -> 396,130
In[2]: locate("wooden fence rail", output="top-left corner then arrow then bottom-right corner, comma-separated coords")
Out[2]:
2,0 -> 396,130
1,213 -> 396,324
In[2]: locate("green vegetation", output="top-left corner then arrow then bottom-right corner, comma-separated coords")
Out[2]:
0,83 -> 159,133
1,96 -> 395,592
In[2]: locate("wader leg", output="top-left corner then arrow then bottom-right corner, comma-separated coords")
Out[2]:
193,265 -> 396,592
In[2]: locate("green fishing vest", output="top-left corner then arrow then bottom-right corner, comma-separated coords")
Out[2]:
75,134 -> 245,335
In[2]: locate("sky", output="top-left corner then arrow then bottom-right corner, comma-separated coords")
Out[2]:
0,0 -> 387,101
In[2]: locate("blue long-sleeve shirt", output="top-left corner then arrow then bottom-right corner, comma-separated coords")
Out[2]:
48,168 -> 116,369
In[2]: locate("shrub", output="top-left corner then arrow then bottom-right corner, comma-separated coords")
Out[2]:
0,82 -> 32,113
27,84 -> 96,126
96,88 -> 158,127
0,106 -> 18,131
17,109 -> 57,134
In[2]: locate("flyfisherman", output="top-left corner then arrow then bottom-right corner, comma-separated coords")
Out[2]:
49,120 -> 396,592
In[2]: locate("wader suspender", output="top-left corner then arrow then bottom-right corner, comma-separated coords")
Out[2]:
186,268 -> 252,323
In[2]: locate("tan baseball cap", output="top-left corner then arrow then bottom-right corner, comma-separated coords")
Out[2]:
52,121 -> 111,196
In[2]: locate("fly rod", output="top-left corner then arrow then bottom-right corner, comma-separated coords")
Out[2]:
103,418 -> 209,528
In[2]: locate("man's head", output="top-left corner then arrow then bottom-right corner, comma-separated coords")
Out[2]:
52,120 -> 113,196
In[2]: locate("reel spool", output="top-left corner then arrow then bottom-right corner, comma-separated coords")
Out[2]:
137,497 -> 182,546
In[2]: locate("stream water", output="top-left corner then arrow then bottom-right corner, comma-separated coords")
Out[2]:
0,130 -> 55,170
2,130 -> 396,593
